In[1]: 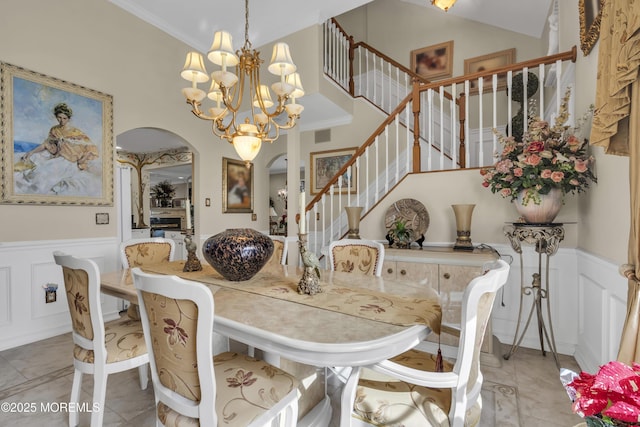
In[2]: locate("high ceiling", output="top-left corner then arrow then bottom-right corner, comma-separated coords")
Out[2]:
112,0 -> 553,180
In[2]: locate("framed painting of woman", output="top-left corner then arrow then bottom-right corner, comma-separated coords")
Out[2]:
0,62 -> 113,205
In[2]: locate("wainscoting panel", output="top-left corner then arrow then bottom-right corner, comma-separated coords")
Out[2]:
0,266 -> 10,326
0,238 -> 120,352
573,250 -> 627,373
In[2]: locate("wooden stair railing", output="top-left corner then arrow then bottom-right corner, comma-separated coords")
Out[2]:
308,18 -> 578,257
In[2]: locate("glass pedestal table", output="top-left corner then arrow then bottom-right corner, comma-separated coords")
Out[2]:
503,223 -> 565,369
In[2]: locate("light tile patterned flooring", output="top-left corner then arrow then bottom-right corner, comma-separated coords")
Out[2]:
0,332 -> 584,426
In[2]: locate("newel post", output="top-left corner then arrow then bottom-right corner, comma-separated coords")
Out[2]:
458,93 -> 466,169
412,79 -> 421,173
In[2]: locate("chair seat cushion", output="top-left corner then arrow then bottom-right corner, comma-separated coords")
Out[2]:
353,349 -> 481,427
157,351 -> 299,427
74,316 -> 147,364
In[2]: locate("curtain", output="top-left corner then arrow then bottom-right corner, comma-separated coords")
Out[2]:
589,0 -> 640,364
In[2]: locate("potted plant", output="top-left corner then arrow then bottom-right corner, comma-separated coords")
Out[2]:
151,180 -> 175,207
388,218 -> 414,249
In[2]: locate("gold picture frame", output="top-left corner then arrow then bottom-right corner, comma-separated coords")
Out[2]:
222,157 -> 253,213
1,62 -> 113,205
410,40 -> 454,81
310,147 -> 357,195
579,0 -> 604,56
464,48 -> 516,95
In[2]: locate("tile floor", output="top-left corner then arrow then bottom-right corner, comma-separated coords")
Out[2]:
0,332 -> 584,426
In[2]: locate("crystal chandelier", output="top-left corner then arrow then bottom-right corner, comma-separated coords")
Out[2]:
180,0 -> 304,167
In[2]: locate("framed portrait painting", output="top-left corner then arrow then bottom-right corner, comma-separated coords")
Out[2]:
222,157 -> 253,213
464,48 -> 515,95
0,62 -> 113,205
579,0 -> 604,55
410,40 -> 454,81
310,147 -> 357,195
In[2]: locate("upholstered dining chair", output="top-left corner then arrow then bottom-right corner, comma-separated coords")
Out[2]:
53,251 -> 149,427
131,267 -> 300,427
120,237 -> 175,319
327,239 -> 385,277
268,235 -> 289,266
340,259 -> 510,427
119,237 -> 176,269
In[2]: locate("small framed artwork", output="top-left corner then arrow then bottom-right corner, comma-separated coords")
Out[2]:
1,62 -> 114,205
579,0 -> 604,56
464,48 -> 515,95
310,147 -> 357,195
410,40 -> 454,81
222,157 -> 253,213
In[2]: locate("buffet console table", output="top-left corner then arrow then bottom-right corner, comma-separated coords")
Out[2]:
503,223 -> 565,369
100,261 -> 441,426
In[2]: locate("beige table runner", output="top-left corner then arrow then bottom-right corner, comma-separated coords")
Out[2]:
142,261 -> 441,334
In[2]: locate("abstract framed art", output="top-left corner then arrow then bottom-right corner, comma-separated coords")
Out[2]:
464,48 -> 515,95
0,62 -> 113,205
410,40 -> 454,81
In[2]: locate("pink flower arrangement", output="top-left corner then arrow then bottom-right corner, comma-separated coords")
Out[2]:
480,88 -> 597,206
566,361 -> 640,426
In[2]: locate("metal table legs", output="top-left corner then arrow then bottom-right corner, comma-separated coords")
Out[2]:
502,224 -> 564,369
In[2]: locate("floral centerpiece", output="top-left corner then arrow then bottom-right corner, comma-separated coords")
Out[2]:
564,361 -> 640,426
480,88 -> 597,210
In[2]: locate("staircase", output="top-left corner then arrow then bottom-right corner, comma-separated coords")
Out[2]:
304,18 -> 577,258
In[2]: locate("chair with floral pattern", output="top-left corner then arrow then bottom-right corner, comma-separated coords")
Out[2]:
340,259 -> 510,427
328,239 -> 385,277
53,251 -> 149,427
120,237 -> 176,319
120,237 -> 176,269
267,235 -> 288,266
131,267 -> 300,427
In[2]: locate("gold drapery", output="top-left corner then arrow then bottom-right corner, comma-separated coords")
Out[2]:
589,0 -> 640,364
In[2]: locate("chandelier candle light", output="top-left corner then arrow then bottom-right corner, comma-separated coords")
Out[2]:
180,0 -> 304,167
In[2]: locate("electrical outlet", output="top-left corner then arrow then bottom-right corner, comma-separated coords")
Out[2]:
251,213 -> 257,221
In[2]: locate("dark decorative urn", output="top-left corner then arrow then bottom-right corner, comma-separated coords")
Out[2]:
202,228 -> 273,281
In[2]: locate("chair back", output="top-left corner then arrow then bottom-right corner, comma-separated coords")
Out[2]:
132,268 -> 217,424
328,239 -> 385,276
53,251 -> 106,363
268,235 -> 288,266
450,259 -> 510,423
120,237 -> 176,268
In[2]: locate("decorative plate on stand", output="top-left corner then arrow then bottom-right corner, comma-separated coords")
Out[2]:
384,198 -> 430,238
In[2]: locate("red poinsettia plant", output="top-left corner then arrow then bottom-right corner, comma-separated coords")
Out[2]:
566,361 -> 640,426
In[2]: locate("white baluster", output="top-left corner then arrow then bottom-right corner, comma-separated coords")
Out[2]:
464,80 -> 470,166
356,156 -> 360,206
365,50 -> 370,100
374,137 -> 379,203
329,186 -> 334,241
428,88 -> 434,172
450,83 -> 457,168
405,102 -> 411,173
556,60 -> 562,116
439,86 -> 445,170
321,194 -> 326,249
478,77 -> 484,166
313,203 -> 318,255
539,64 -> 545,119
493,74 -> 498,162
365,147 -> 370,211
385,126 -> 389,194
507,71 -> 513,137
337,176 -> 343,236
523,67 -> 529,135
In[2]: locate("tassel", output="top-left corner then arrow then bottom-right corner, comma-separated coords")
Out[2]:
435,348 -> 444,372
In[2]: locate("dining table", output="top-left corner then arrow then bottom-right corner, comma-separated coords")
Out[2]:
100,260 -> 441,426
